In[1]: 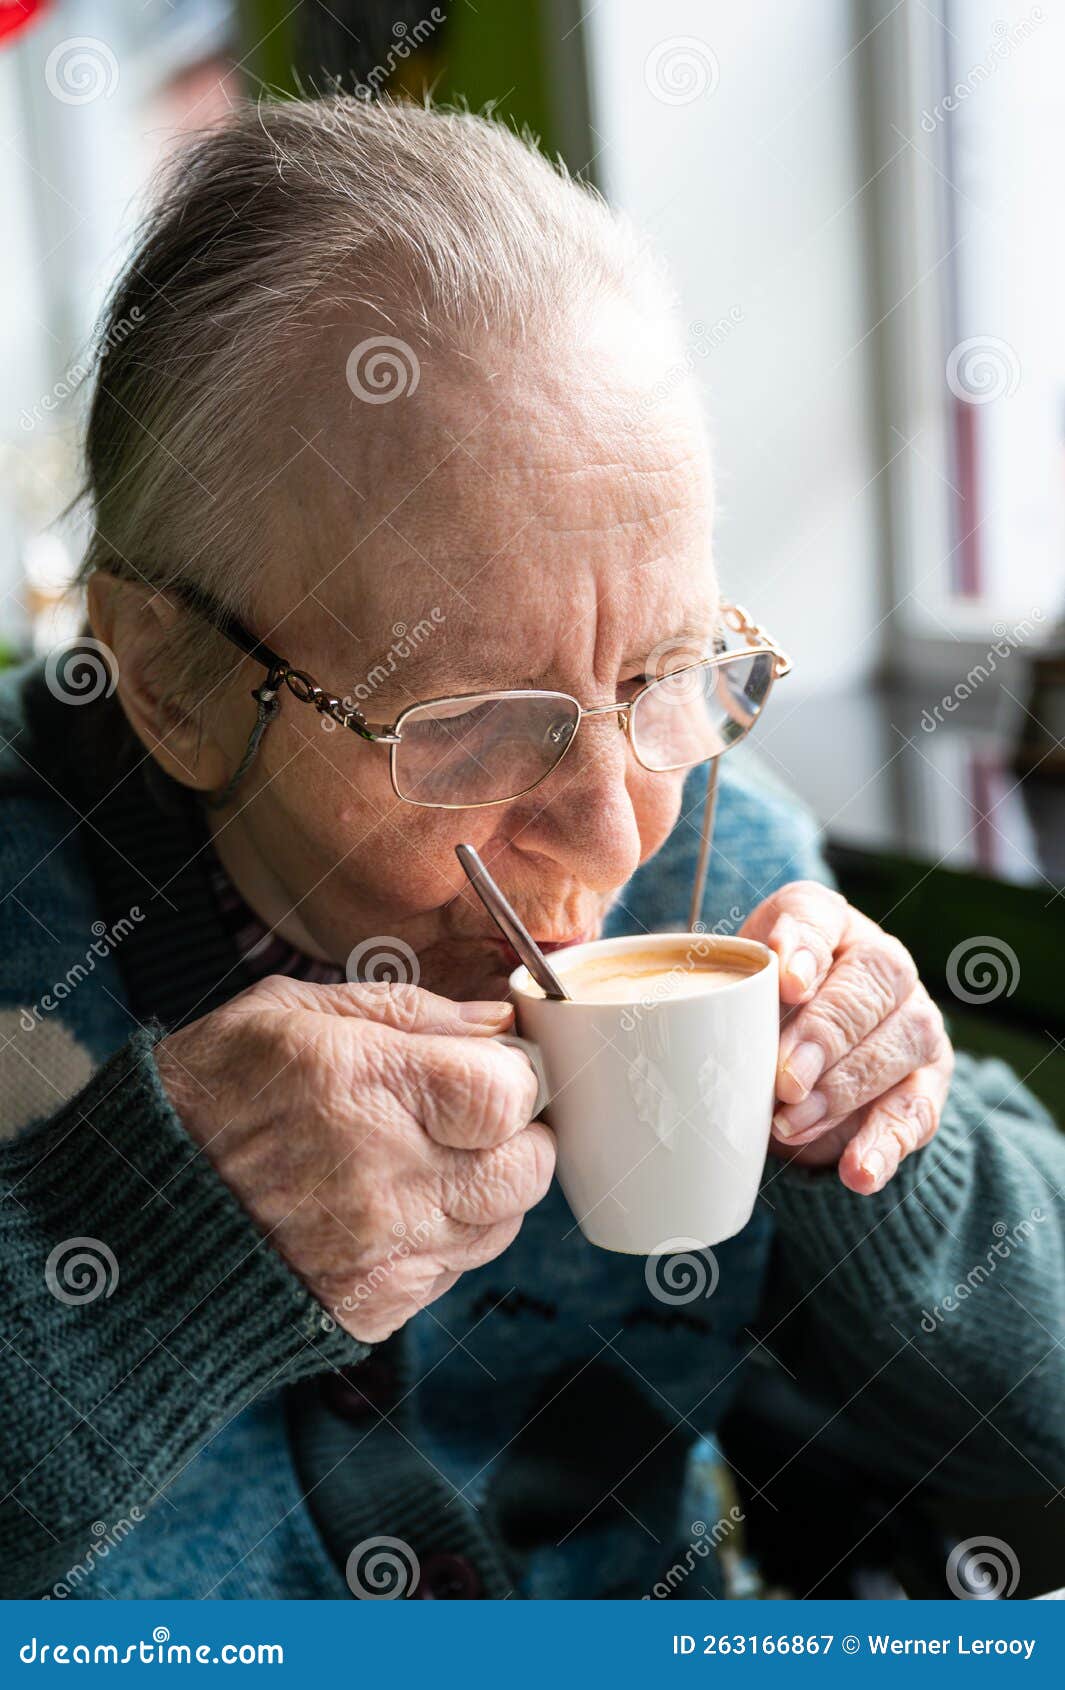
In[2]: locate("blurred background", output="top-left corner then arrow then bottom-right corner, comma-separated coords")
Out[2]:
2,0 -> 1063,1097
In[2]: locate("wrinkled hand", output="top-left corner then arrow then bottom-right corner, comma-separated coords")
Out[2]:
155,978 -> 554,1343
741,882 -> 954,1193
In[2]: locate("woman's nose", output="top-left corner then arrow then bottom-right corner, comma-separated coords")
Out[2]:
517,708 -> 643,892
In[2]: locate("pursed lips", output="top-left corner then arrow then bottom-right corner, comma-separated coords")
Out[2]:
488,933 -> 592,971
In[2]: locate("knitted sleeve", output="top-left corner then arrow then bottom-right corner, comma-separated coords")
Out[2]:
0,799 -> 365,1598
763,1053 -> 1065,1497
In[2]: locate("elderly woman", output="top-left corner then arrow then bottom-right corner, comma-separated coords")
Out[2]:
1,99 -> 1062,1603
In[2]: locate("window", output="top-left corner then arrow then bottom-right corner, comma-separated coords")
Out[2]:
874,0 -> 1064,651
0,0 -> 238,654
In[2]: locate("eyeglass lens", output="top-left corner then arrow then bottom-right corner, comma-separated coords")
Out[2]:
631,649 -> 775,771
393,692 -> 580,805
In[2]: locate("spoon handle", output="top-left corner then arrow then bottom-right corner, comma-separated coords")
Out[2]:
455,844 -> 571,1001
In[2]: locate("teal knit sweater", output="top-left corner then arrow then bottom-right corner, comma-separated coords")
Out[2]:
1,664 -> 1063,1601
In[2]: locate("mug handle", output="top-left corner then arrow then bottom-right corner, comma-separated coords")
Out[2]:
494,1034 -> 551,1118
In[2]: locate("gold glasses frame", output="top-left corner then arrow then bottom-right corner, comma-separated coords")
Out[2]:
167,585 -> 791,812
160,583 -> 791,926
383,609 -> 790,810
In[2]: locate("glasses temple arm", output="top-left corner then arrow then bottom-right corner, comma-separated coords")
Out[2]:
719,601 -> 792,677
166,581 -> 289,677
164,580 -> 396,739
687,756 -> 720,932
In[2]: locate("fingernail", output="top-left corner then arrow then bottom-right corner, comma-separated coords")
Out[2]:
781,1040 -> 825,1098
459,1001 -> 512,1025
776,1090 -> 827,1136
861,1147 -> 886,1187
788,948 -> 819,991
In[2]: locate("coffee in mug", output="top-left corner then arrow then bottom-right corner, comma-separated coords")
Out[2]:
506,932 -> 778,1254
540,939 -> 763,1005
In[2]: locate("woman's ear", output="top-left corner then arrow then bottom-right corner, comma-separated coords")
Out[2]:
86,575 -> 234,792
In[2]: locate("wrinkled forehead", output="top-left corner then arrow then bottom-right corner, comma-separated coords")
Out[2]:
274,339 -> 717,672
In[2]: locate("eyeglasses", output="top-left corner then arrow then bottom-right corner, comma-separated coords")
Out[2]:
169,585 -> 791,810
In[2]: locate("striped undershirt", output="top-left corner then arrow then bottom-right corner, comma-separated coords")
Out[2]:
205,844 -> 346,988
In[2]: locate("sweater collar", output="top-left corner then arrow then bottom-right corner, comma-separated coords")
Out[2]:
46,681 -> 254,1029
75,733 -> 255,1029
32,672 -> 341,1023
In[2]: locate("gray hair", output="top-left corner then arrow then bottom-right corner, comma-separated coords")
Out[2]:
78,96 -> 681,721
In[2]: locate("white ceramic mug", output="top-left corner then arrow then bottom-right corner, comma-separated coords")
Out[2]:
504,932 -> 779,1255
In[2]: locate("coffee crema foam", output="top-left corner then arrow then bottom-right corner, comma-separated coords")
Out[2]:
536,940 -> 764,1005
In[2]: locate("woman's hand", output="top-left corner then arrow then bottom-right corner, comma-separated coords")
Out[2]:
155,978 -> 554,1343
741,881 -> 954,1193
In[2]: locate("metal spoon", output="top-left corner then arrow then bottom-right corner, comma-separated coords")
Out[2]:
455,843 -> 571,1001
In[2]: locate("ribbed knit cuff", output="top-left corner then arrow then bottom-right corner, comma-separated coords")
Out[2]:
763,1060 -> 983,1311
3,1027 -> 368,1503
